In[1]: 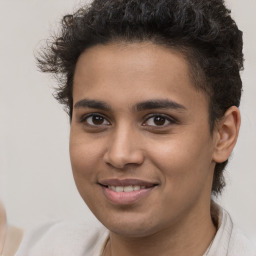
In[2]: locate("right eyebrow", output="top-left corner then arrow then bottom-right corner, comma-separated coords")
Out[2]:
74,98 -> 111,111
135,99 -> 187,112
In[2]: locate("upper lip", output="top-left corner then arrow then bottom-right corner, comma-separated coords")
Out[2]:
98,179 -> 158,187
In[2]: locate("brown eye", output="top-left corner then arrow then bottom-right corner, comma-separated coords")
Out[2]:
143,114 -> 176,127
83,114 -> 110,126
153,116 -> 166,126
92,115 -> 104,125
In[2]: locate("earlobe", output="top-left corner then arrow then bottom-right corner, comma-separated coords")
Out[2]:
212,106 -> 241,163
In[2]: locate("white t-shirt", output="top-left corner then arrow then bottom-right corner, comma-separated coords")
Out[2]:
16,221 -> 108,256
16,204 -> 256,256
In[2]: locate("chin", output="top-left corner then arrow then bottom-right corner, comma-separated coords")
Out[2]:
99,212 -> 160,238
109,225 -> 156,238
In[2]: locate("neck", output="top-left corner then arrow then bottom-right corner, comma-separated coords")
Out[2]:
105,203 -> 217,256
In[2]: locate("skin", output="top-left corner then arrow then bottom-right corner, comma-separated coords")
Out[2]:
0,202 -> 23,254
0,201 -> 7,253
70,42 -> 240,256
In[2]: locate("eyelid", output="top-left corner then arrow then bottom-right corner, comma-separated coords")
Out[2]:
142,113 -> 178,127
80,113 -> 111,126
79,112 -> 177,128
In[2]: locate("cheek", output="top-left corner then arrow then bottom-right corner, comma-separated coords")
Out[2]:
69,138 -> 111,215
69,142 -> 102,207
146,135 -> 214,216
69,139 -> 102,184
147,133 -> 214,183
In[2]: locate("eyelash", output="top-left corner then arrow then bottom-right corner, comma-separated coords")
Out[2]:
80,113 -> 111,127
143,114 -> 177,127
80,113 -> 177,129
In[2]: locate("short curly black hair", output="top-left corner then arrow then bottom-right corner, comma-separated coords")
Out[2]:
37,0 -> 243,196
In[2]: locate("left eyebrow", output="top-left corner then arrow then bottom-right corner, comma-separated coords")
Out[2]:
135,99 -> 187,111
74,98 -> 111,111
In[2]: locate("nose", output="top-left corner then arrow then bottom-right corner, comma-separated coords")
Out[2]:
103,126 -> 144,169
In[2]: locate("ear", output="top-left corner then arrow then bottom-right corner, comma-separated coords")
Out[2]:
212,106 -> 241,163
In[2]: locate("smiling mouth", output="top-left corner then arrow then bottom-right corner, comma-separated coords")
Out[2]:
99,179 -> 158,204
107,185 -> 148,192
99,179 -> 158,191
102,184 -> 157,193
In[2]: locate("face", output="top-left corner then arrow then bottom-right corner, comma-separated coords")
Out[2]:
70,42 -> 217,237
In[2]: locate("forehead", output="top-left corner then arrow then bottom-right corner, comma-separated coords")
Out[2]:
74,42 -> 190,85
73,42 -> 208,111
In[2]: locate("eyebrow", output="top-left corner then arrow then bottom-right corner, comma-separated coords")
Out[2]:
74,99 -> 111,111
74,98 -> 186,112
135,99 -> 187,111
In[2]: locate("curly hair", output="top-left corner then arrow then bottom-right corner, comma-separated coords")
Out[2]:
37,0 -> 243,195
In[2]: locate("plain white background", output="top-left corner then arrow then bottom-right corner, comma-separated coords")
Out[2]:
0,0 -> 255,245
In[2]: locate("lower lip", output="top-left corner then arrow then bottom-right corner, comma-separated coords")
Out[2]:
102,186 -> 155,205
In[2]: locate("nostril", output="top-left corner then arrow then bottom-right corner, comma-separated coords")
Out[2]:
103,148 -> 145,169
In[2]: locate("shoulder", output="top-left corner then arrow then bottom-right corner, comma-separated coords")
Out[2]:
16,220 -> 109,256
208,202 -> 256,256
219,205 -> 256,255
228,223 -> 256,256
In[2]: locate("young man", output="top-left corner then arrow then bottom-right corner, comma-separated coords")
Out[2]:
17,0 -> 256,255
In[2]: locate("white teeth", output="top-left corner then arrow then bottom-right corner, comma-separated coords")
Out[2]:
133,185 -> 140,191
124,186 -> 133,192
108,185 -> 148,192
116,186 -> 124,192
110,186 -> 116,191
